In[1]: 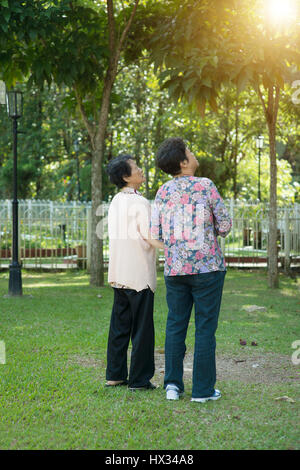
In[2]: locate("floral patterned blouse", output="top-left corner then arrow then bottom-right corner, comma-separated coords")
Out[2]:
150,176 -> 232,276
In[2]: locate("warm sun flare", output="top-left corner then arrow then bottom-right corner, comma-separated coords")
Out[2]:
266,0 -> 298,25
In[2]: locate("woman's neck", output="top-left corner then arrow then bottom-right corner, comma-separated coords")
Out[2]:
174,170 -> 195,178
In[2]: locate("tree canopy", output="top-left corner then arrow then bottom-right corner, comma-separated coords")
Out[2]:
0,0 -> 299,288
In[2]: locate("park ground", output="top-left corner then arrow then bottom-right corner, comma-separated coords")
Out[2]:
0,269 -> 299,450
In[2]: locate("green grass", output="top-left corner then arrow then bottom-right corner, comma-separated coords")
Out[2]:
0,269 -> 299,450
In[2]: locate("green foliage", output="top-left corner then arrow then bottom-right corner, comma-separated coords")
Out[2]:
0,0 -> 70,87
146,0 -> 300,114
0,82 -> 92,200
0,0 -> 109,91
1,66 -> 297,202
238,152 -> 298,204
0,0 -> 299,204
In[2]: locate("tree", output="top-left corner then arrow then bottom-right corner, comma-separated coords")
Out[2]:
0,0 -> 141,286
145,0 -> 300,287
83,0 -> 140,287
0,81 -> 91,200
279,87 -> 300,197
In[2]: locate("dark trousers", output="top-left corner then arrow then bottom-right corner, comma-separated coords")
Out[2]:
164,271 -> 226,398
106,287 -> 155,387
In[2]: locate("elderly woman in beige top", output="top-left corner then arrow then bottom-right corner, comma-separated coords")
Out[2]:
105,154 -> 163,390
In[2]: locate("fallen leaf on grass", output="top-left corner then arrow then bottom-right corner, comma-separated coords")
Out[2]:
242,305 -> 267,313
227,414 -> 241,421
275,396 -> 295,403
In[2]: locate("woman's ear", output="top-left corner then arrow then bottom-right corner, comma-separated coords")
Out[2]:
180,159 -> 188,169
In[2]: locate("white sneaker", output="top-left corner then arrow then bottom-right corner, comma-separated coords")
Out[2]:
166,384 -> 183,400
191,389 -> 221,403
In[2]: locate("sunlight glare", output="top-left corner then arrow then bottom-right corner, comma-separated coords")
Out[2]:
266,0 -> 297,25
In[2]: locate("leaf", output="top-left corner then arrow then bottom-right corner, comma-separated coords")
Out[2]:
209,56 -> 218,67
262,73 -> 273,90
187,85 -> 198,104
202,77 -> 212,88
275,396 -> 295,403
195,97 -> 206,117
163,78 -> 180,96
0,22 -> 8,33
209,94 -> 218,113
158,70 -> 171,82
275,73 -> 285,89
182,77 -> 197,93
164,54 -> 180,68
3,9 -> 10,23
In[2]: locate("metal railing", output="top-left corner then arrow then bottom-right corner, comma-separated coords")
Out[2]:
0,200 -> 94,269
0,199 -> 299,270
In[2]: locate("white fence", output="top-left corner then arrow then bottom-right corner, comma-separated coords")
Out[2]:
222,202 -> 300,269
0,199 -> 300,270
0,200 -> 94,269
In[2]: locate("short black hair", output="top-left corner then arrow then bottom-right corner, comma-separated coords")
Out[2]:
106,154 -> 134,189
156,137 -> 187,176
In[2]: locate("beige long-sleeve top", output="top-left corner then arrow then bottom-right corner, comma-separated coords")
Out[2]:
107,188 -> 157,293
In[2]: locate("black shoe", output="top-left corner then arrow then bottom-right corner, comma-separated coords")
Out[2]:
129,382 -> 158,391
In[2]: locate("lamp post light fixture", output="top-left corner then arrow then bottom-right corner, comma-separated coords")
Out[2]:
256,135 -> 264,202
6,89 -> 23,296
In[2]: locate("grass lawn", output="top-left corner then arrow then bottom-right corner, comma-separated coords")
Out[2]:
0,269 -> 299,450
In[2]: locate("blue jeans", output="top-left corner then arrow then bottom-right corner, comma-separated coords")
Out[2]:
164,270 -> 226,398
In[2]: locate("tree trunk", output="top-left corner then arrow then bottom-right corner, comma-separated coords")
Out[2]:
90,146 -> 104,286
144,145 -> 150,199
257,85 -> 280,288
76,0 -> 140,286
232,100 -> 239,200
134,68 -> 143,166
267,119 -> 279,288
89,66 -> 116,287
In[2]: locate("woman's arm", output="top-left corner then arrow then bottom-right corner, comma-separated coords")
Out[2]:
136,199 -> 164,250
144,237 -> 164,250
209,181 -> 232,237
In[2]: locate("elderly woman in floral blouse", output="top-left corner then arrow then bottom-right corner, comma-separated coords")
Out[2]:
151,137 -> 232,403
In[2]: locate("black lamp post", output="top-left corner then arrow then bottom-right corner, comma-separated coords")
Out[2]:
256,135 -> 264,202
6,90 -> 23,296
